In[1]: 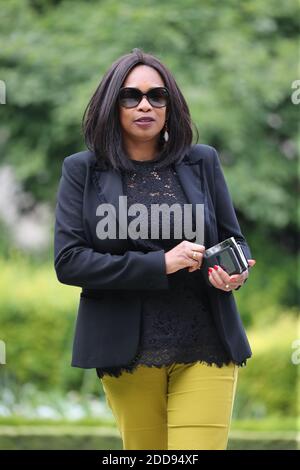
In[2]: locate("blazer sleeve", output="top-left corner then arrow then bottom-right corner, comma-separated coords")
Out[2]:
211,147 -> 252,291
54,157 -> 169,290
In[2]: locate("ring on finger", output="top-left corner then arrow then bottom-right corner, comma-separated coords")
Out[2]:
192,251 -> 198,260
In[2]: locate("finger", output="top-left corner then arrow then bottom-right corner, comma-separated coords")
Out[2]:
213,265 -> 231,285
187,249 -> 204,266
193,259 -> 203,271
188,261 -> 199,272
229,280 -> 241,289
227,270 -> 247,289
229,280 -> 243,289
229,270 -> 248,287
229,273 -> 244,284
209,266 -> 227,289
185,256 -> 201,269
208,269 -> 231,290
189,266 -> 200,273
188,263 -> 201,273
208,268 -> 218,287
248,259 -> 256,267
187,242 -> 206,253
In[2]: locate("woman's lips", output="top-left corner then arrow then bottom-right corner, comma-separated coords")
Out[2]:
134,120 -> 154,127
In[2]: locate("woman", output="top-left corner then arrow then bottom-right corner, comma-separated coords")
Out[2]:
54,48 -> 256,450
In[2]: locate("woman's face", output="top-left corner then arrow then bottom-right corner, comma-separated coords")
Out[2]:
118,65 -> 167,147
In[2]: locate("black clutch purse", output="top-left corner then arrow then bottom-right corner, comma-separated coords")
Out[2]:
202,237 -> 249,286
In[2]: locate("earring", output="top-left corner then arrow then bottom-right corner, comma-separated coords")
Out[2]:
163,125 -> 169,143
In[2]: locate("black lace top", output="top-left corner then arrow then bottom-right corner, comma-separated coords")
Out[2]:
96,157 -> 232,379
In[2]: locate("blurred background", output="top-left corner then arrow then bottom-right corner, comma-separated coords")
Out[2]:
0,0 -> 299,450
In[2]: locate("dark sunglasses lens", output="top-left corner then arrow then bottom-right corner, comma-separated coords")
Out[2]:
119,89 -> 140,108
148,88 -> 168,107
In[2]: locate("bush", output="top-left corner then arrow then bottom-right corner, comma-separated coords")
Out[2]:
234,315 -> 298,419
234,229 -> 297,329
0,254 -> 85,391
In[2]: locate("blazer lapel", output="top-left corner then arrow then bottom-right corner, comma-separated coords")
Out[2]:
93,148 -> 208,246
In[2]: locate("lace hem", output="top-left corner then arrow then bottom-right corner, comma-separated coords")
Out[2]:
96,357 -> 248,379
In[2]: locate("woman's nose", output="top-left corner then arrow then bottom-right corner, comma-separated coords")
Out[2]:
137,96 -> 152,110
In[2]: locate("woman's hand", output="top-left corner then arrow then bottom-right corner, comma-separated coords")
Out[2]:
164,241 -> 205,274
208,259 -> 256,292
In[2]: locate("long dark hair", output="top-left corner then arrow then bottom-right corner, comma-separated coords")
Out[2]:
82,48 -> 199,171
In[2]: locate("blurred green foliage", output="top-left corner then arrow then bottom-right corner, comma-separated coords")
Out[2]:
235,315 -> 298,418
0,253 -> 80,390
0,0 -> 298,231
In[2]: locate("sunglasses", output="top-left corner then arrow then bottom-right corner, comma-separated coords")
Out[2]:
118,87 -> 169,108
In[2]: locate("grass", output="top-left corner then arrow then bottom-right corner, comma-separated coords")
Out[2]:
0,426 -> 298,450
0,415 -> 298,450
0,417 -> 115,427
231,416 -> 298,432
0,415 -> 297,431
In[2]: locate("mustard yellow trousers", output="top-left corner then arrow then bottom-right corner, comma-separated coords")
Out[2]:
100,361 -> 238,450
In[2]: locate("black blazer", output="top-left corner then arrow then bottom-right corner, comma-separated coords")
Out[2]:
54,144 -> 252,369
